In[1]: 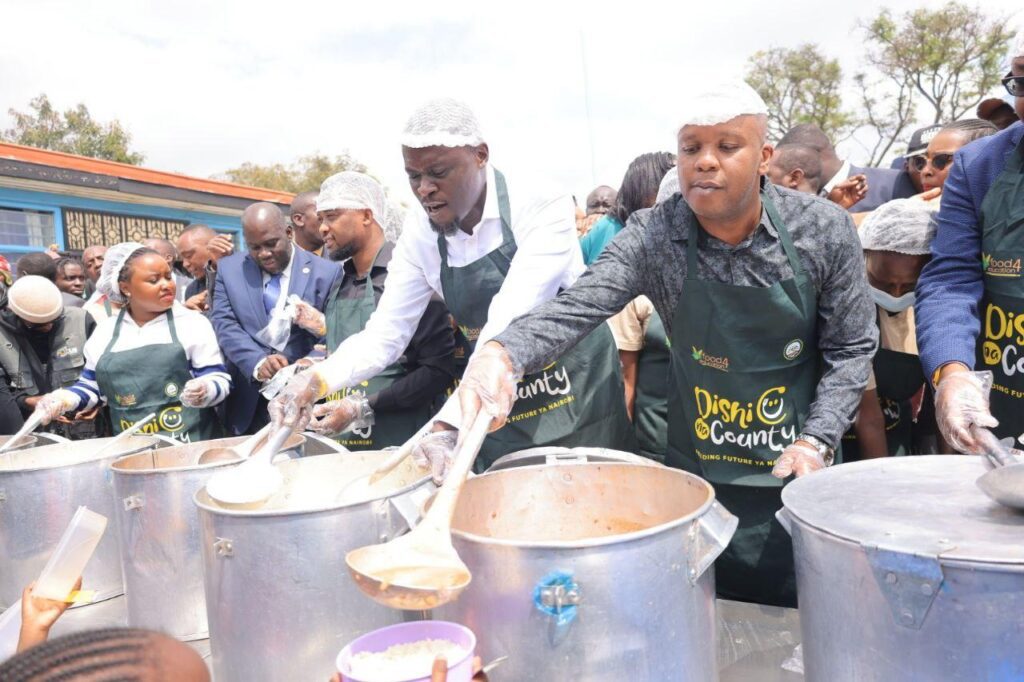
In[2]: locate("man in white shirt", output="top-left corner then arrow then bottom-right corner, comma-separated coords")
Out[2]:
272,98 -> 634,475
213,203 -> 340,434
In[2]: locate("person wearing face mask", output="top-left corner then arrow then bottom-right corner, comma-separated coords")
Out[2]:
270,98 -> 635,476
29,243 -> 231,443
915,34 -> 1024,453
842,199 -> 941,459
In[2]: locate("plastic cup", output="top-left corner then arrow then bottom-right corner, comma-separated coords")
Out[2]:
336,620 -> 476,682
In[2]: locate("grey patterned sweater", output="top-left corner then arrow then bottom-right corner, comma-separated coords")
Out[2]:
495,181 -> 877,448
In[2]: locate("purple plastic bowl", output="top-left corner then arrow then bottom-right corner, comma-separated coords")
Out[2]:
337,620 -> 476,682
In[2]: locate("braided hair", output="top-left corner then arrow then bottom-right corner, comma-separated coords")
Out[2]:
941,118 -> 999,144
0,627 -> 200,681
614,151 -> 677,225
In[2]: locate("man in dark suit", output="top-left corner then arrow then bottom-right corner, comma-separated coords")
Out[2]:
778,124 -> 916,212
177,224 -> 235,314
212,202 -> 341,434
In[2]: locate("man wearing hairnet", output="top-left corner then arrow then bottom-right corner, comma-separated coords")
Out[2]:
271,98 -> 635,475
288,172 -> 456,456
843,199 -> 939,459
447,80 -> 876,607
916,34 -> 1024,452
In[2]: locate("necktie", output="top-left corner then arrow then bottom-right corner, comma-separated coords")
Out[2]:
263,273 -> 282,315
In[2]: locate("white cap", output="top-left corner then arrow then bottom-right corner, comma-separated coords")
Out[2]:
859,198 -> 938,256
676,77 -> 768,131
8,275 -> 63,324
401,98 -> 485,148
1013,29 -> 1024,59
97,242 -> 145,304
656,168 -> 680,203
317,171 -> 406,242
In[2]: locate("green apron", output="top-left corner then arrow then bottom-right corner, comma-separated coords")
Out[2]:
323,251 -> 434,450
95,308 -> 220,443
841,314 -> 922,460
633,310 -> 669,462
977,135 -> 1024,439
666,192 -> 819,608
438,170 -> 636,470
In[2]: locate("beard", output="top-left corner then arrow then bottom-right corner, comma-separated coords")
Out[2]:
329,243 -> 356,262
427,216 -> 461,237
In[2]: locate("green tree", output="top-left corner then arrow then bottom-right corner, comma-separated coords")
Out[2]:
862,3 -> 1014,124
746,44 -> 858,143
2,94 -> 144,164
220,153 -> 368,192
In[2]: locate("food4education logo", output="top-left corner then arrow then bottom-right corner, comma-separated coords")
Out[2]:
982,253 -> 1022,278
691,346 -> 729,371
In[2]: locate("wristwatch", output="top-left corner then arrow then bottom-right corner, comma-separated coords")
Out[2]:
797,433 -> 835,467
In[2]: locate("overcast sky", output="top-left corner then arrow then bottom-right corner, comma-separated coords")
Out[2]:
1,0 -> 1020,205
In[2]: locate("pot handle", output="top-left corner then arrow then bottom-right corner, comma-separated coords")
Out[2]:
687,501 -> 738,585
533,571 -> 581,626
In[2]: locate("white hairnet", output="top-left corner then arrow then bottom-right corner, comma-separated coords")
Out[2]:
317,171 -> 406,242
858,198 -> 938,256
401,98 -> 484,149
97,241 -> 145,304
676,77 -> 768,130
656,168 -> 680,203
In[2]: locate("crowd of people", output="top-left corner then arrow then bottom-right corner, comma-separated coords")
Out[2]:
0,34 -> 1020,679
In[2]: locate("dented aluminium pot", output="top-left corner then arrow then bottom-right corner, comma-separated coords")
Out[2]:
109,433 -> 307,641
0,436 -> 165,608
780,455 -> 1024,682
194,450 -> 435,682
434,462 -> 737,682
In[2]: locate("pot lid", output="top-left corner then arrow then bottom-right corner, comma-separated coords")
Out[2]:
781,455 -> 1024,565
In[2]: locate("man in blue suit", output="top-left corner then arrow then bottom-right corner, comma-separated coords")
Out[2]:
212,202 -> 341,434
778,124 -> 916,212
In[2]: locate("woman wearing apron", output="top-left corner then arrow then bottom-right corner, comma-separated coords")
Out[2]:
32,242 -> 228,443
842,198 -> 941,459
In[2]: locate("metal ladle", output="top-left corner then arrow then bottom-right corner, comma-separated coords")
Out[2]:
344,413 -> 490,610
0,411 -> 44,455
205,424 -> 296,506
92,412 -> 157,458
973,424 -> 1024,510
196,423 -> 273,465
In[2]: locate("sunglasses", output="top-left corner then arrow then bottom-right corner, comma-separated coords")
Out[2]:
1002,73 -> 1024,97
910,153 -> 954,172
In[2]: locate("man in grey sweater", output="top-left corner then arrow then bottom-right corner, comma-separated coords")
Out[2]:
456,79 -> 877,607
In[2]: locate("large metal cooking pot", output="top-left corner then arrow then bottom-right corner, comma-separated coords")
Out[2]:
0,436 -> 165,609
486,446 -> 657,472
194,450 -> 435,681
433,462 -> 737,681
0,434 -> 38,452
109,433 -> 307,641
779,455 -> 1024,681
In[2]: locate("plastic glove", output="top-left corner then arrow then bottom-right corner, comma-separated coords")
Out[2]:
291,299 -> 327,337
412,428 -> 459,485
934,369 -> 999,454
772,441 -> 825,478
33,389 -> 79,426
181,378 -> 212,408
458,342 -> 520,434
309,394 -> 373,436
268,369 -> 328,431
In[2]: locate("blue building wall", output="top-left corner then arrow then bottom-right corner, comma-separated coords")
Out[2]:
0,185 -> 243,260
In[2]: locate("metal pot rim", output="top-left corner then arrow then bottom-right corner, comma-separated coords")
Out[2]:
450,463 -> 717,549
192,473 -> 433,517
109,435 -> 306,476
0,437 -> 161,473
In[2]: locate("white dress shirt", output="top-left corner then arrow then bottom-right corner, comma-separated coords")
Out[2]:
314,165 -> 581,421
69,302 -> 231,410
252,244 -> 297,377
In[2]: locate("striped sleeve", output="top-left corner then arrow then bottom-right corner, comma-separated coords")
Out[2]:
180,308 -> 232,407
